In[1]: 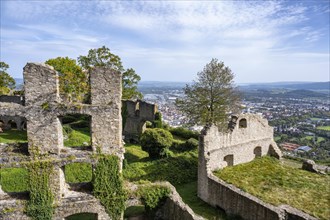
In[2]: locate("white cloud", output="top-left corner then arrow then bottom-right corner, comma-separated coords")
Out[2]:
1,1 -> 329,82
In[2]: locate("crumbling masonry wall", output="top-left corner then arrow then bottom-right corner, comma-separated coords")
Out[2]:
0,63 -> 123,219
123,100 -> 157,141
198,114 -> 317,220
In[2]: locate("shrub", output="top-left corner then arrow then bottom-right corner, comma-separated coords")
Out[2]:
137,184 -> 171,211
184,138 -> 199,150
170,127 -> 199,139
171,138 -> 198,152
140,129 -> 173,159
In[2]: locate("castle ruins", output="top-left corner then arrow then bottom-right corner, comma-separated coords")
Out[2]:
198,114 -> 317,220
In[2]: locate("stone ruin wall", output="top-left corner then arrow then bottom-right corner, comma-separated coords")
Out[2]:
0,63 -> 123,219
0,63 -> 202,220
123,99 -> 157,141
198,114 -> 317,220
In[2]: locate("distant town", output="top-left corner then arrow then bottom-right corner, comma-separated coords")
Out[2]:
139,81 -> 330,164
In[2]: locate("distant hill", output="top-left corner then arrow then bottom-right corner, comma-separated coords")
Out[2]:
240,81 -> 329,90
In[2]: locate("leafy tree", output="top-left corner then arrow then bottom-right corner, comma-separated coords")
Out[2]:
46,57 -> 88,102
140,128 -> 173,159
78,46 -> 142,99
0,61 -> 15,95
176,58 -> 241,129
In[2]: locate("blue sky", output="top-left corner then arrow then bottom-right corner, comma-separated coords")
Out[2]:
1,0 -> 329,83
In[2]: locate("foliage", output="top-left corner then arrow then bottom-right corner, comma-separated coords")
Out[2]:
0,61 -> 15,95
176,58 -> 241,129
171,138 -> 198,152
0,168 -> 29,192
65,163 -> 93,183
46,57 -> 88,103
153,112 -> 163,128
122,68 -> 143,99
137,184 -> 171,211
123,144 -> 226,219
0,129 -> 27,143
123,145 -> 198,186
93,155 -> 126,220
26,161 -> 54,220
169,127 -> 199,140
78,46 -> 142,100
140,128 -> 173,159
214,156 -> 330,220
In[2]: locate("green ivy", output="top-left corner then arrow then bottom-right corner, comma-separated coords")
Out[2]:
93,155 -> 126,220
137,184 -> 171,211
26,161 -> 54,220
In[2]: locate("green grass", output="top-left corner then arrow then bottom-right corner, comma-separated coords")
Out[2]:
214,157 -> 330,220
316,126 -> 330,131
123,144 -> 198,186
176,182 -> 227,220
65,162 -> 93,183
301,135 -> 325,143
0,129 -> 27,143
123,144 -> 227,220
0,167 -> 29,192
64,127 -> 91,147
310,117 -> 322,121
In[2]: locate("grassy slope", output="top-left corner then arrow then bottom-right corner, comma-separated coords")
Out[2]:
0,129 -> 27,143
317,126 -> 330,131
123,144 -> 226,220
214,157 -> 329,220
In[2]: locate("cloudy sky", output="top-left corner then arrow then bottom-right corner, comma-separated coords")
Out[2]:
1,0 -> 329,83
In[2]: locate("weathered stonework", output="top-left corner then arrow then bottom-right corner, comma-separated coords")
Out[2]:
0,63 -> 123,220
123,100 -> 157,142
198,113 -> 317,220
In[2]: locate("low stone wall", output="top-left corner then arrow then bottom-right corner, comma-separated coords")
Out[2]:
156,183 -> 204,220
205,174 -> 318,220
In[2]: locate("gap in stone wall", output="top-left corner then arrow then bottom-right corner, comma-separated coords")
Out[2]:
59,114 -> 92,151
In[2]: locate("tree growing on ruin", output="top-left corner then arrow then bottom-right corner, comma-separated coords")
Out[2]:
46,57 -> 88,103
0,61 -> 16,95
78,46 -> 143,100
176,58 -> 241,129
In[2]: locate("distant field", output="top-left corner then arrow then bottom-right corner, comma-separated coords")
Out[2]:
310,117 -> 322,121
302,135 -> 325,143
214,157 -> 329,220
317,126 -> 330,131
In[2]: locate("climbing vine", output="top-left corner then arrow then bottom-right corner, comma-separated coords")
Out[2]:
93,155 -> 126,220
26,161 -> 54,220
